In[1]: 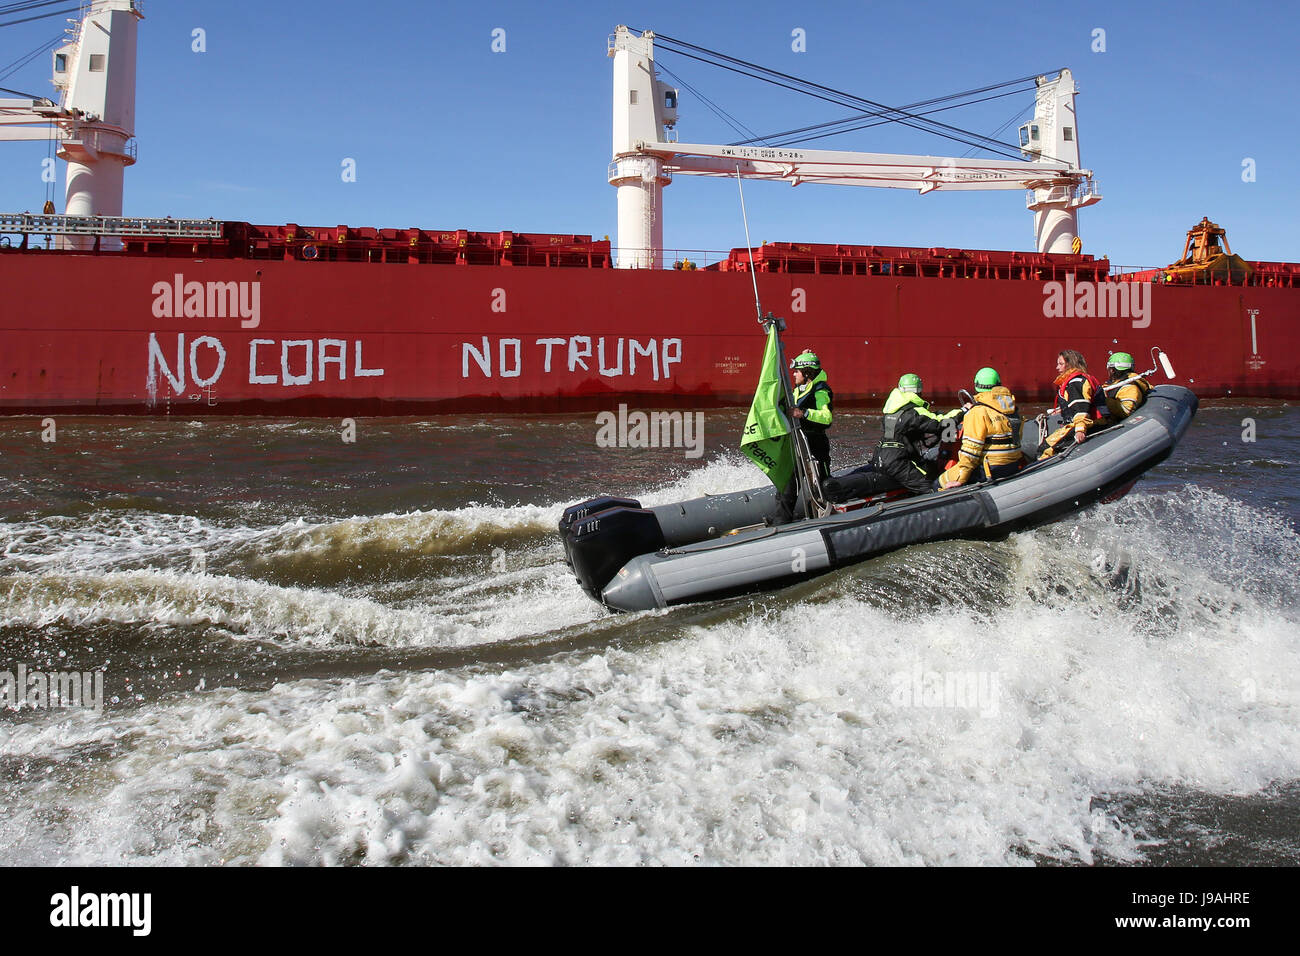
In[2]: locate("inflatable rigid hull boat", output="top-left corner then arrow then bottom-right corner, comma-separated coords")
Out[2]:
560,385 -> 1197,612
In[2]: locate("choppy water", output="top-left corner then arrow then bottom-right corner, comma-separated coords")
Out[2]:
1,402 -> 1297,865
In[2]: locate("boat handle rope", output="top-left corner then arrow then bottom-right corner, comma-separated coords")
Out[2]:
661,525 -> 780,555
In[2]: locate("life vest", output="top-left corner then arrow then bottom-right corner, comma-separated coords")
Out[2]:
881,389 -> 928,444
881,410 -> 902,444
974,389 -> 1023,459
794,373 -> 833,434
941,386 -> 1024,486
1055,368 -> 1106,421
1106,375 -> 1152,419
880,388 -> 958,458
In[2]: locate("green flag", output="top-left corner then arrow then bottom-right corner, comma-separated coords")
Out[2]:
740,323 -> 796,493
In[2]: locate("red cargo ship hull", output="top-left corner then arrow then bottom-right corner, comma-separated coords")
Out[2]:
2,224 -> 1296,414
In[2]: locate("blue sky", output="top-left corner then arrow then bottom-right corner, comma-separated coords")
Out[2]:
2,0 -> 1296,267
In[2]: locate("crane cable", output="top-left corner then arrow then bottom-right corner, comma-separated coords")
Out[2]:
961,102 -> 1035,159
0,0 -> 79,28
643,32 -> 1024,154
651,42 -> 1028,161
0,30 -> 63,85
649,31 -> 1039,158
640,30 -> 1066,163
655,63 -> 771,146
763,86 -> 1037,149
731,72 -> 1045,147
0,0 -> 73,14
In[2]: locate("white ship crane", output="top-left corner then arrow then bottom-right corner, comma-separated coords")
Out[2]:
609,25 -> 1101,268
0,0 -> 143,248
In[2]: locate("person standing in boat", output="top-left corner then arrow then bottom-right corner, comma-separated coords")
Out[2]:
1038,349 -> 1105,458
872,373 -> 965,495
939,367 -> 1025,488
789,350 -> 833,481
1102,351 -> 1152,421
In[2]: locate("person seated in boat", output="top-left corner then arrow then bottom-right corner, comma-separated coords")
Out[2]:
871,372 -> 965,496
789,350 -> 833,481
1102,351 -> 1152,422
1038,349 -> 1105,459
939,367 -> 1024,488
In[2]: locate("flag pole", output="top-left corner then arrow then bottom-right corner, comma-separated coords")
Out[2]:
737,168 -> 763,324
737,168 -> 826,518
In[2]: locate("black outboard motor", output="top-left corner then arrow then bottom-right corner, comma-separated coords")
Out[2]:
559,496 -> 640,571
559,480 -> 847,605
562,500 -> 666,603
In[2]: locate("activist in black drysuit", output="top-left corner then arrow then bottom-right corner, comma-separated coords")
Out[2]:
871,375 -> 964,495
822,375 -> 964,502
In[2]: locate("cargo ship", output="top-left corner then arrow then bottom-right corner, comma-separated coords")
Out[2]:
1,4 -> 1296,415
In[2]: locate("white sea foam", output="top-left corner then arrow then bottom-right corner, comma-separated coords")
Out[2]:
0,511 -> 259,573
0,554 -> 601,648
246,502 -> 562,561
634,453 -> 768,507
1,489 -> 1296,866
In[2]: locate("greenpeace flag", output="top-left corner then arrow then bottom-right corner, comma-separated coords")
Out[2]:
739,323 -> 797,494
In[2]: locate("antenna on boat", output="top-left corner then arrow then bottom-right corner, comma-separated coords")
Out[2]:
736,166 -> 763,323
735,166 -> 829,518
1100,346 -> 1178,396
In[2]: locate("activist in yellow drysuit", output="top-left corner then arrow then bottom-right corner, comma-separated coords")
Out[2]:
939,367 -> 1025,488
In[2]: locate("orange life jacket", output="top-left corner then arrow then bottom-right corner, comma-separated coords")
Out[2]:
1054,368 -> 1105,421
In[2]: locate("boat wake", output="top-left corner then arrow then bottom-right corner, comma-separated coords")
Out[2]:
0,500 -> 599,652
1,472 -> 1297,865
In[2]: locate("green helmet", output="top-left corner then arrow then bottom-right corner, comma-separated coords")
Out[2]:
1107,351 -> 1135,372
791,350 -> 820,371
898,373 -> 922,394
974,366 -> 1001,390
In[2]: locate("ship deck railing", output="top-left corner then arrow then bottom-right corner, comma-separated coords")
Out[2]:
2,217 -> 1295,286
0,213 -> 222,239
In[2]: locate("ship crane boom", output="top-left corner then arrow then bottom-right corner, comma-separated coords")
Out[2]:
642,140 -> 1093,193
609,25 -> 1101,267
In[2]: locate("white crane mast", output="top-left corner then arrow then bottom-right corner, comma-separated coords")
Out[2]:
608,25 -> 1100,266
0,0 -> 143,248
608,28 -> 679,269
